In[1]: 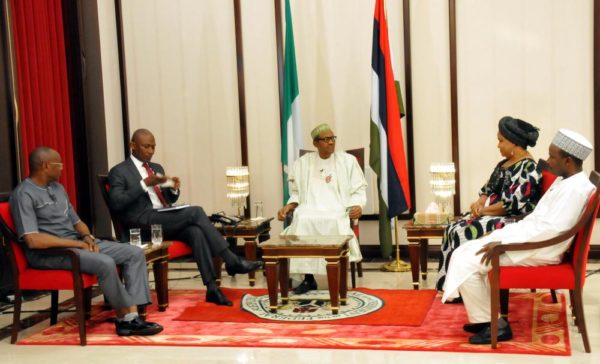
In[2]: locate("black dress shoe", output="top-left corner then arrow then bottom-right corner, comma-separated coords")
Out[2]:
115,317 -> 164,336
293,279 -> 318,295
468,324 -> 513,345
446,296 -> 463,304
463,322 -> 490,333
225,257 -> 264,276
206,287 -> 233,306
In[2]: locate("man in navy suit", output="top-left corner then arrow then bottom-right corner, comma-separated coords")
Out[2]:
108,129 -> 262,306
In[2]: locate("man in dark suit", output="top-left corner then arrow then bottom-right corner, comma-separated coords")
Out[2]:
107,129 -> 262,306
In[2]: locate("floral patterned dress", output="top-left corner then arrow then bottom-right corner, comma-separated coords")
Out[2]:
436,158 -> 542,290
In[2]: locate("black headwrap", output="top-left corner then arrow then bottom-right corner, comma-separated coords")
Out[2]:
498,116 -> 539,149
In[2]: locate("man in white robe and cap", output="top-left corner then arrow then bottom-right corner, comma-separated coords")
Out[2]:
441,128 -> 595,345
277,124 -> 367,294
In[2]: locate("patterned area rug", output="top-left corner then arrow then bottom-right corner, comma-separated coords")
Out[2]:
17,290 -> 571,355
176,288 -> 437,325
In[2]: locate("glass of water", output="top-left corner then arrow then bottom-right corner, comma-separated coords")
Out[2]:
129,228 -> 142,247
151,224 -> 163,246
253,201 -> 264,219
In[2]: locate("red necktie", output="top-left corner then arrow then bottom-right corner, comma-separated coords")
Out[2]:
143,163 -> 170,207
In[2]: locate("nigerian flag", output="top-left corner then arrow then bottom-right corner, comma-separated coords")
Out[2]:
281,0 -> 303,204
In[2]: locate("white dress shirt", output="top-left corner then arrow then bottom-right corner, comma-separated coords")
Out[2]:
130,155 -> 178,209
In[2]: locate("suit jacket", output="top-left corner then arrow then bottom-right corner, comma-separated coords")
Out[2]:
107,158 -> 179,227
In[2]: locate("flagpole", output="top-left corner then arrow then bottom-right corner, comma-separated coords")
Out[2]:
381,217 -> 410,272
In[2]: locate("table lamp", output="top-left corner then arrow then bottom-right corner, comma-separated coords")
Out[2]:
430,162 -> 456,215
226,166 -> 249,217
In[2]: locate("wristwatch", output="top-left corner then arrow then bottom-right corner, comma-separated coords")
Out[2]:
83,234 -> 96,241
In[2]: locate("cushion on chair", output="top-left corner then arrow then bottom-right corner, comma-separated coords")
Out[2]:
168,241 -> 193,259
10,241 -> 29,273
493,264 -> 575,290
19,268 -> 97,290
0,202 -> 15,229
540,169 -> 558,195
0,204 -> 28,272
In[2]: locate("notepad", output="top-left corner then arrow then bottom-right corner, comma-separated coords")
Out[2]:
156,204 -> 190,212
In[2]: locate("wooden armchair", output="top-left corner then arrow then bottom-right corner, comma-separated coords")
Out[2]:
96,175 -> 222,276
488,171 -> 600,352
0,202 -> 97,346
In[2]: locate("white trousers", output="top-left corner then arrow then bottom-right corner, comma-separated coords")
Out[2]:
441,238 -> 548,323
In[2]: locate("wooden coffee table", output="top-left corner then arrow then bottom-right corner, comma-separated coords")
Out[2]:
261,235 -> 351,314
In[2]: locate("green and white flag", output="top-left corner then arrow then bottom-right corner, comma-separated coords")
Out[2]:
281,0 -> 303,204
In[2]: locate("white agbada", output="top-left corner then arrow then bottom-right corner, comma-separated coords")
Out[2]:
282,151 -> 367,275
441,171 -> 595,323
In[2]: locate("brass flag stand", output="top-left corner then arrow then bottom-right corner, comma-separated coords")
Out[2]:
382,217 -> 411,272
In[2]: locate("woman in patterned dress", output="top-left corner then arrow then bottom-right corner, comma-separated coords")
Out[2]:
436,116 -> 543,292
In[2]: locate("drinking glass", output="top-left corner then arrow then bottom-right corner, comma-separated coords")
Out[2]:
151,224 -> 163,246
129,228 -> 142,247
253,201 -> 264,219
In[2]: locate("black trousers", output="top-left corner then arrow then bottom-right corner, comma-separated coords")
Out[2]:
143,206 -> 229,285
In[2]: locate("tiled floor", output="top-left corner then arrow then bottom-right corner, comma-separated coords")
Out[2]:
1,260 -> 599,364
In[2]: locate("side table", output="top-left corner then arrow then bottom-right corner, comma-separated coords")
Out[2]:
143,241 -> 171,311
403,221 -> 447,290
216,217 -> 273,286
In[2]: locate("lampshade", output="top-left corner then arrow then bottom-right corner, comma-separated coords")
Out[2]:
226,166 -> 249,212
430,163 -> 456,198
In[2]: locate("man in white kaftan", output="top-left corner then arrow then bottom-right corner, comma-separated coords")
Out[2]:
278,124 -> 367,292
441,128 -> 595,345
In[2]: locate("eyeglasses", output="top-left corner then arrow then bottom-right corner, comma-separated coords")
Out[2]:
48,162 -> 63,169
316,136 -> 337,143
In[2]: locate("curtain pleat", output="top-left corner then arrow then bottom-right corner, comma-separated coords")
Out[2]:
10,0 -> 77,207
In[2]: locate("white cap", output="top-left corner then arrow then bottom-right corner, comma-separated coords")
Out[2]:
552,129 -> 593,161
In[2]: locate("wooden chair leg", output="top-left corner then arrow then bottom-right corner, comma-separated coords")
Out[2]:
357,261 -> 363,278
84,287 -> 92,320
350,262 -> 356,289
500,289 -> 509,318
491,286 -> 500,349
550,289 -> 558,304
572,288 -> 590,353
74,288 -> 87,346
10,290 -> 22,344
50,290 -> 59,325
569,290 -> 577,326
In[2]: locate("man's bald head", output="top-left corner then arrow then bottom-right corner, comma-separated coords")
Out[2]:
130,129 -> 157,163
131,128 -> 154,143
29,146 -> 56,173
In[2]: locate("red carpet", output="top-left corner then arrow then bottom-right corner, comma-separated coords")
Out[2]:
176,288 -> 436,326
17,290 -> 571,355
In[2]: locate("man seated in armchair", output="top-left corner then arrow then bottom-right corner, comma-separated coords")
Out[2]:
9,147 -> 163,337
441,129 -> 595,344
108,129 -> 263,306
277,123 -> 367,293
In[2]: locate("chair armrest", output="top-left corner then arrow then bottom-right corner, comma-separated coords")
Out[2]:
37,248 -> 84,276
489,228 -> 581,271
96,236 -> 118,242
